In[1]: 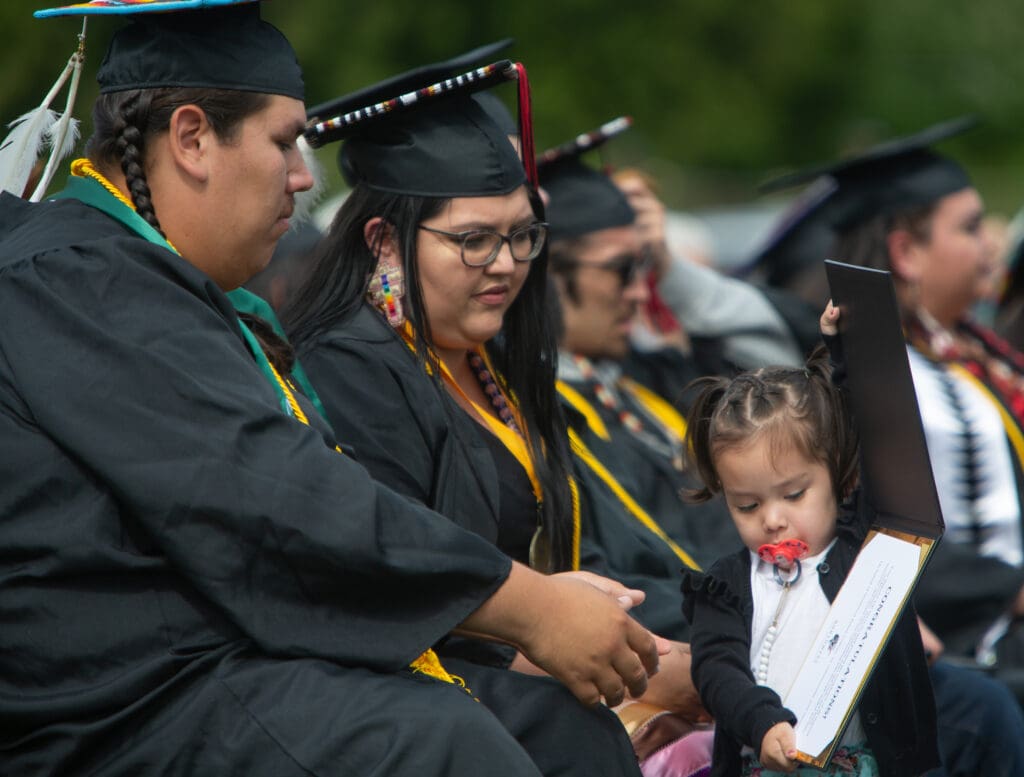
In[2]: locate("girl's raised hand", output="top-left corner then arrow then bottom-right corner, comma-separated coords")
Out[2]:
759,721 -> 799,772
820,299 -> 840,336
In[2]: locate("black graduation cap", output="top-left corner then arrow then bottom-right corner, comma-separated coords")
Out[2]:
35,1 -> 304,100
474,91 -> 519,138
305,41 -> 536,198
744,176 -> 838,287
751,116 -> 977,283
537,117 -> 635,242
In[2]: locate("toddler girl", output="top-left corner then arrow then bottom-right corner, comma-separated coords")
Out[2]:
681,306 -> 938,777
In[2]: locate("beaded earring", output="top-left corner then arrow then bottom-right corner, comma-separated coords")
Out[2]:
367,260 -> 405,328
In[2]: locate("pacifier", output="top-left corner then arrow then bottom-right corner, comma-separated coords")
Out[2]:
757,539 -> 809,571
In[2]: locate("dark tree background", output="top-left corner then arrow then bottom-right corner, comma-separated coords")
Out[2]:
4,1 -> 1023,214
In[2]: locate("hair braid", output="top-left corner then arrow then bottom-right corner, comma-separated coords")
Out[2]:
113,93 -> 164,237
86,88 -> 268,242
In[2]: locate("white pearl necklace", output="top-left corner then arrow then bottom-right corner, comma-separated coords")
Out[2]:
756,561 -> 801,684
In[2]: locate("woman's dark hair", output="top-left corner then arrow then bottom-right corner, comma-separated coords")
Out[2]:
284,183 -> 577,571
684,347 -> 859,503
86,87 -> 270,238
832,204 -> 937,275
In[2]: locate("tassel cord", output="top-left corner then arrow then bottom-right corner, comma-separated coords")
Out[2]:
31,20 -> 87,202
31,50 -> 84,202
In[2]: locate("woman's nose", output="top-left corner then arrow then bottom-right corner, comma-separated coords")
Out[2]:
485,240 -> 516,273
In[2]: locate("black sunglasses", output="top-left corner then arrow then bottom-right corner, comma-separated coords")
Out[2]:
562,251 -> 652,287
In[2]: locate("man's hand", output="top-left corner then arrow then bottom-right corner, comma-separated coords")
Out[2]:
614,171 -> 672,278
459,564 -> 663,706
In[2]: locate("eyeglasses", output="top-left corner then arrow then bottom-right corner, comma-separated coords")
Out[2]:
419,222 -> 549,267
562,252 -> 651,287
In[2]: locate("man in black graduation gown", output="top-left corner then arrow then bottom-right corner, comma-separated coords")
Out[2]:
0,4 -> 662,775
541,147 -> 740,570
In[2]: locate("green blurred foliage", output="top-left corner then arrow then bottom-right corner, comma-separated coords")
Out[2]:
4,1 -> 1024,212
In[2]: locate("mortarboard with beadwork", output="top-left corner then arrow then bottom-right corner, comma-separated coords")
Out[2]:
305,41 -> 538,198
537,117 -> 636,242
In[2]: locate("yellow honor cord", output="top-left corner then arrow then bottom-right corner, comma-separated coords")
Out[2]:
621,377 -> 688,441
399,325 -> 581,570
568,474 -> 581,571
949,363 -> 1024,467
410,650 -> 466,687
569,428 -> 701,571
556,380 -> 611,441
70,158 -> 180,254
266,360 -> 309,425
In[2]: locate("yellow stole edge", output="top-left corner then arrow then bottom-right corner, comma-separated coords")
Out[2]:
569,428 -> 701,571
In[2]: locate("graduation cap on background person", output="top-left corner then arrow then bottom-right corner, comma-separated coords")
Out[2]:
1,0 -> 300,201
741,176 -> 838,288
537,117 -> 636,242
747,116 -> 979,287
305,40 -> 540,197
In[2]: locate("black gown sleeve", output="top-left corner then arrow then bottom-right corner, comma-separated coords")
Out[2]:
0,238 -> 512,670
301,322 -> 442,507
681,557 -> 795,755
301,312 -> 503,544
916,541 -> 1024,644
574,459 -> 692,641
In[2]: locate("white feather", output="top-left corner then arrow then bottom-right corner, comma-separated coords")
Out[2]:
29,117 -> 81,203
0,107 -> 59,197
2,19 -> 87,201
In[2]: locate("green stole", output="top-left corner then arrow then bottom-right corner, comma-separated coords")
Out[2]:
53,175 -> 325,420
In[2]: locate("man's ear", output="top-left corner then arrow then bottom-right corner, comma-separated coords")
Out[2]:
550,268 -> 579,308
887,228 -> 922,283
364,217 -> 400,266
166,104 -> 213,183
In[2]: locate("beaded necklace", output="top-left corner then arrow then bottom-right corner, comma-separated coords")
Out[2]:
468,352 -> 521,433
756,560 -> 801,684
397,324 -> 583,572
755,539 -> 808,685
569,354 -> 683,467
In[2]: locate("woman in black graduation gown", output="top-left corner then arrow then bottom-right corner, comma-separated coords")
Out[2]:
0,4 -> 663,775
769,120 -> 1024,697
286,55 -> 710,760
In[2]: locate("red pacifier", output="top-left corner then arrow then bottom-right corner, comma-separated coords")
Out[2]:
757,539 -> 809,571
